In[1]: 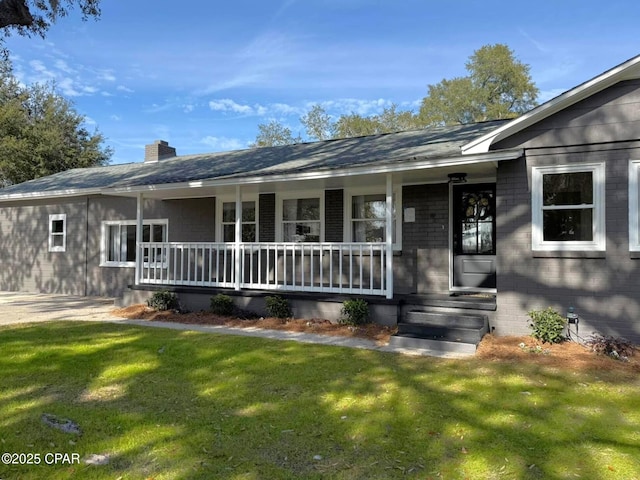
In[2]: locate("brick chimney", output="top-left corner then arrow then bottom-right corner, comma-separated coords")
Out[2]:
144,140 -> 177,162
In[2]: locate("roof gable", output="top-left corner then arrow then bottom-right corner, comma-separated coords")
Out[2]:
461,54 -> 640,154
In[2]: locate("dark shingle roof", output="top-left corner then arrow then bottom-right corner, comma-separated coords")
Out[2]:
0,120 -> 508,197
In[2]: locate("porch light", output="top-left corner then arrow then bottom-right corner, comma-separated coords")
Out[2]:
448,172 -> 467,183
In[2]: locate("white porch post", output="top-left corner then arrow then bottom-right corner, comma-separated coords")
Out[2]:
234,185 -> 242,290
385,174 -> 393,299
135,192 -> 144,285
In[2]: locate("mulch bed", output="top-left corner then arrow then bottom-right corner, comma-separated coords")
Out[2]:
112,305 -> 640,372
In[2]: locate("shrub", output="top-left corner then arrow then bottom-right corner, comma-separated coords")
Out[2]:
265,295 -> 292,319
527,307 -> 566,344
585,333 -> 636,361
147,290 -> 179,311
339,299 -> 370,326
210,294 -> 235,316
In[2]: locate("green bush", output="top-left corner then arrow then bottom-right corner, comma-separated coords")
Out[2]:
339,298 -> 370,326
210,294 -> 235,316
528,307 -> 566,344
147,290 -> 179,311
265,295 -> 292,319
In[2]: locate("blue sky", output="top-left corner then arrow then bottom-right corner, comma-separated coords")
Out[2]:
4,0 -> 640,164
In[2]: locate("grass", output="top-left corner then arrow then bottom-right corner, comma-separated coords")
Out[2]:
0,322 -> 639,479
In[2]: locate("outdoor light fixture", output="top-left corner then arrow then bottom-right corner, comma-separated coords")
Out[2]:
448,172 -> 467,183
567,306 -> 579,340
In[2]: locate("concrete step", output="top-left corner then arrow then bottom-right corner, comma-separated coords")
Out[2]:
388,334 -> 478,356
396,323 -> 485,344
391,309 -> 490,356
404,310 -> 488,329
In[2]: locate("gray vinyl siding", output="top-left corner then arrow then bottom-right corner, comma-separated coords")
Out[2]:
494,79 -> 640,150
493,79 -> 640,342
85,196 -> 216,296
0,198 -> 88,295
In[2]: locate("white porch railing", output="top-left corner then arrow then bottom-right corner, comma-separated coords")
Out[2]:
138,242 -> 389,296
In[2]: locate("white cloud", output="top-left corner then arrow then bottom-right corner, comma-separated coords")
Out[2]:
319,98 -> 394,116
117,85 -> 134,93
97,70 -> 116,82
200,135 -> 247,151
110,115 -> 122,121
207,99 -> 295,117
209,98 -> 254,114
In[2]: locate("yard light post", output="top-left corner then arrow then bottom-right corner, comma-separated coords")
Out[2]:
567,306 -> 579,339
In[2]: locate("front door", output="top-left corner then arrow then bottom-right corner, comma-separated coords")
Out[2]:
452,183 -> 496,290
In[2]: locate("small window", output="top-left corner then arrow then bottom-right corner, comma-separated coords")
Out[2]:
282,197 -> 321,242
48,214 -> 66,252
532,164 -> 605,251
101,220 -> 168,267
221,201 -> 257,242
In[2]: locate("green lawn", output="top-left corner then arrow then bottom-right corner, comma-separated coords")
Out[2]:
0,322 -> 638,480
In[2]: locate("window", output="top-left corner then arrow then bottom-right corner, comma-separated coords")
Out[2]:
532,164 -> 605,251
101,220 -> 168,267
347,188 -> 401,248
629,160 -> 640,251
282,197 -> 321,242
221,201 -> 257,242
48,214 -> 66,252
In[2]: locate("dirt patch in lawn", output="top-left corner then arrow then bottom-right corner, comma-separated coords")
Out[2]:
112,305 -> 640,372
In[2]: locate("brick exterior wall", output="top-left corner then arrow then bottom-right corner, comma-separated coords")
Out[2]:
144,140 -> 176,162
397,184 -> 450,293
495,146 -> 640,342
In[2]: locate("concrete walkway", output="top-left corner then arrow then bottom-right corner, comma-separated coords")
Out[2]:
0,292 -> 465,357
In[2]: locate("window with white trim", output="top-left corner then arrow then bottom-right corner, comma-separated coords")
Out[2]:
629,160 -> 640,251
48,214 -> 66,252
101,220 -> 168,267
282,197 -> 321,242
221,201 -> 257,242
532,163 -> 605,251
347,188 -> 401,248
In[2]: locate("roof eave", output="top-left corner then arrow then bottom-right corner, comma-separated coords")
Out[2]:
461,54 -> 640,155
0,188 -> 103,203
104,149 -> 523,196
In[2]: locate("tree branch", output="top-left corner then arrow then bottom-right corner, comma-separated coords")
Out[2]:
0,0 -> 33,28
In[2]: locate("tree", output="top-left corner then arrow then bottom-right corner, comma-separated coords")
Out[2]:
418,44 -> 538,126
300,104 -> 334,141
334,104 -> 419,138
0,0 -> 101,35
0,58 -> 111,187
250,120 -> 302,148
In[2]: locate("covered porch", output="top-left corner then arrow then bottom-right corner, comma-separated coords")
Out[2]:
102,140 -> 517,301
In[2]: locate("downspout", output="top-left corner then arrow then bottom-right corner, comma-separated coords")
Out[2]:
385,174 -> 393,299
